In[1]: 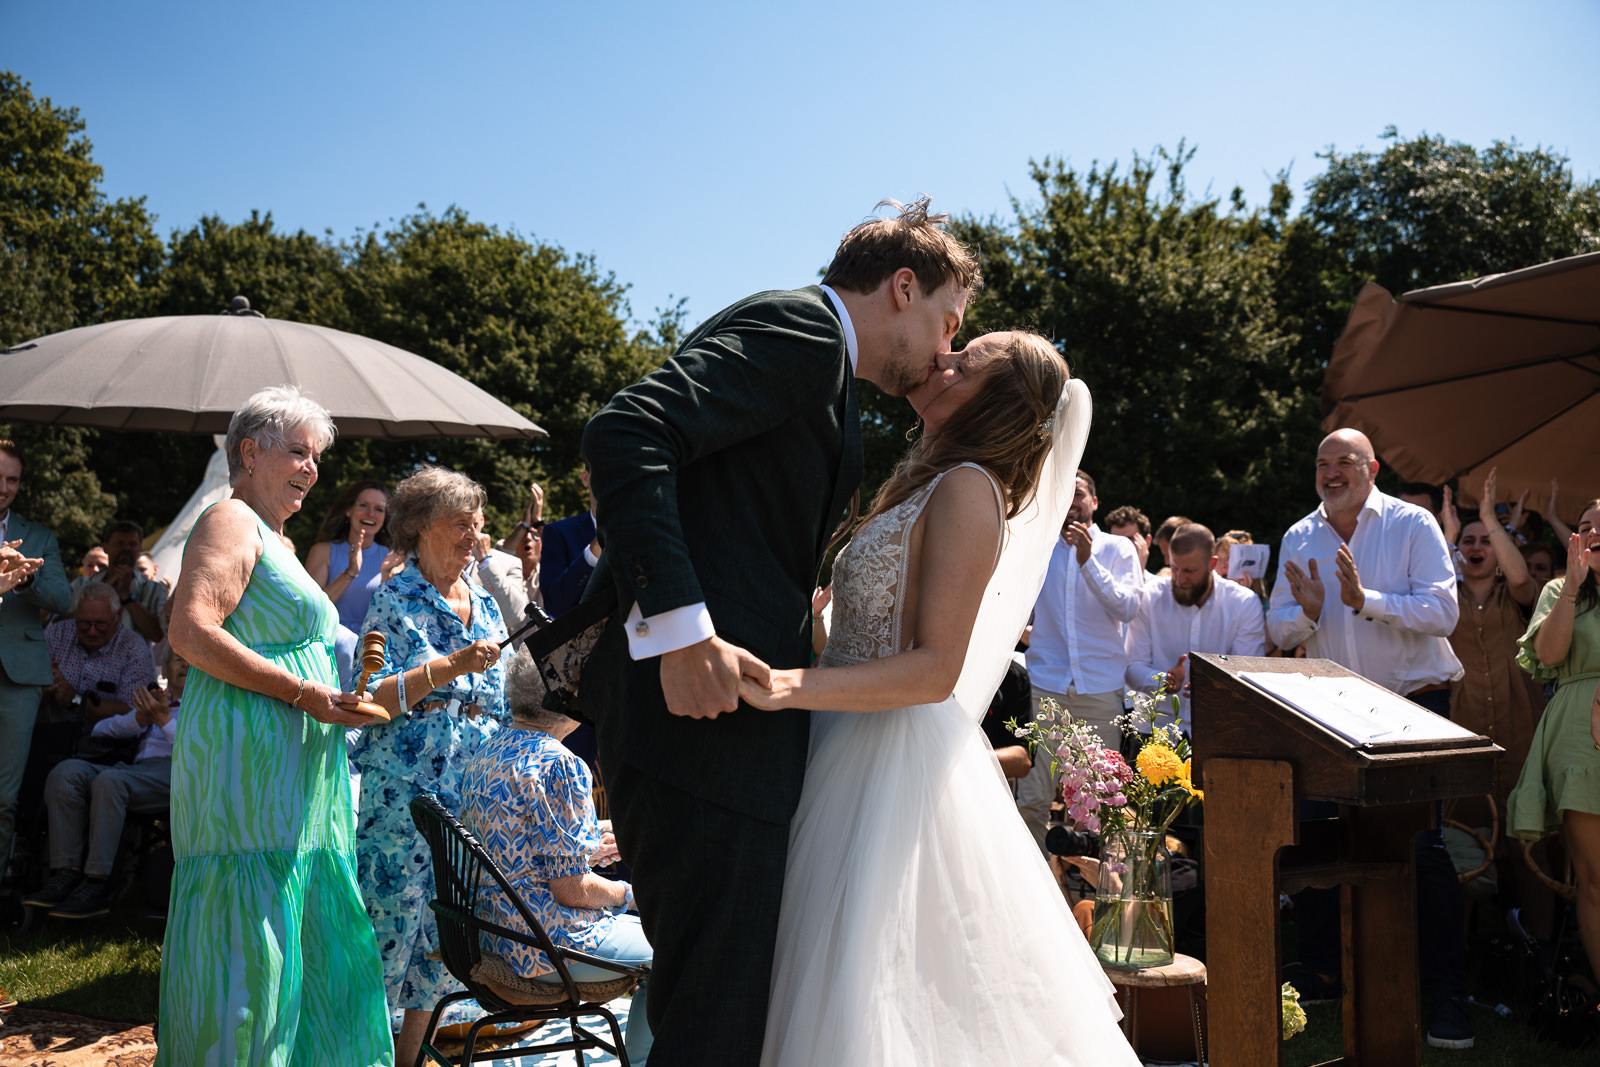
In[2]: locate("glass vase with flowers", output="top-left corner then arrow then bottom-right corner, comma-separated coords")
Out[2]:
1015,684 -> 1203,967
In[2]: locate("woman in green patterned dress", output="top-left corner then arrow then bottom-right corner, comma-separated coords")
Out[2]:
1507,499 -> 1600,992
159,385 -> 392,1066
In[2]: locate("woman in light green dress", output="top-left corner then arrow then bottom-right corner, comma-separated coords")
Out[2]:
1507,498 -> 1600,992
159,386 -> 391,1067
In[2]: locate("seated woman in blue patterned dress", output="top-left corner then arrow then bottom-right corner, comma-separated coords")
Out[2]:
462,652 -> 653,1066
354,465 -> 510,1066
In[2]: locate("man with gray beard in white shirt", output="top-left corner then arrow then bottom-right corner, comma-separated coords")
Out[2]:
1268,427 -> 1474,1051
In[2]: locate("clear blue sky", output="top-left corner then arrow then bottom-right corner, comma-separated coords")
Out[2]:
6,0 -> 1597,330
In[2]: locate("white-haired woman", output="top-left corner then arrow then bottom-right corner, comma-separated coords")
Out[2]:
353,465 -> 508,1064
157,385 -> 392,1066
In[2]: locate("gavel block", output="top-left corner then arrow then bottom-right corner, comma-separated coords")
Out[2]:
338,630 -> 393,723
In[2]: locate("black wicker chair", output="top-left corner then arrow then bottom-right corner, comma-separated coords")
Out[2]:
409,793 -> 647,1067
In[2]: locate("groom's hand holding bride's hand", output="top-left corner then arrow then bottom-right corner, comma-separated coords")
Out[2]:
662,635 -> 771,718
737,669 -> 797,711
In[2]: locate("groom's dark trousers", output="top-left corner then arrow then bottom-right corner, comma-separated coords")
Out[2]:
580,286 -> 862,1065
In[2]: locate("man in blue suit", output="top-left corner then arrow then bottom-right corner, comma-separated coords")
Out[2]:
0,439 -> 73,872
538,465 -> 599,617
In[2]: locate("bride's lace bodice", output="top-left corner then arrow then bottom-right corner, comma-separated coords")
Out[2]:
820,463 -> 999,667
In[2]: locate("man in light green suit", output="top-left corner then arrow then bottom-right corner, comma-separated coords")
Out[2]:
0,439 -> 74,872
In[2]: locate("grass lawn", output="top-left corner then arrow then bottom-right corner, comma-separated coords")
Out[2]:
2,910 -> 1596,1064
0,915 -> 162,1022
1282,1000 -> 1595,1067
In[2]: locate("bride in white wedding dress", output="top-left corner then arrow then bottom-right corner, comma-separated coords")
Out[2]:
741,331 -> 1140,1066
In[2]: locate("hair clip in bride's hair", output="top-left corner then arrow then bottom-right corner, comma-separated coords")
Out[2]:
1037,413 -> 1055,439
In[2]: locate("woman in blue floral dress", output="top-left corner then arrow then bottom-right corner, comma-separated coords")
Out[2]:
462,652 -> 653,1065
354,466 -> 509,1066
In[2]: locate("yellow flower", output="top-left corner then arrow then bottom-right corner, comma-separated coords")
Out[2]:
1137,743 -> 1183,786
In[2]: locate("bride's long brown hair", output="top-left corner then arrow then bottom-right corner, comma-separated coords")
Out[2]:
863,330 -> 1068,525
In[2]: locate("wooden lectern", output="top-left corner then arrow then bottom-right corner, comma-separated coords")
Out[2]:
1189,653 -> 1500,1066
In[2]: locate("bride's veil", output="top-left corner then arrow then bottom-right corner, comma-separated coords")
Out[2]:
951,377 -> 1092,718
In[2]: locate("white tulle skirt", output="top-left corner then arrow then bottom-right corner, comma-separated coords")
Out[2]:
762,698 -> 1141,1066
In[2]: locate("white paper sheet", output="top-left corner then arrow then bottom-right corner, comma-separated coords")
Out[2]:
1239,671 -> 1476,747
1228,543 -> 1272,580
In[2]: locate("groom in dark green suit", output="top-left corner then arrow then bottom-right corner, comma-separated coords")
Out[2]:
580,200 -> 982,1064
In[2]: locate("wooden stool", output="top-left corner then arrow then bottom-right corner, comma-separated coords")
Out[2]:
1101,952 -> 1207,1063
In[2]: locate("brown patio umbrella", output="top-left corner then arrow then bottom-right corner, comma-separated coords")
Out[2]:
1322,251 -> 1600,522
0,298 -> 544,440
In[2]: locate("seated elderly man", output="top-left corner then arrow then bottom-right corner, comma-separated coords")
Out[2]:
69,520 -> 167,644
44,580 -> 155,724
1124,523 -> 1267,725
461,653 -> 653,1067
25,648 -> 184,918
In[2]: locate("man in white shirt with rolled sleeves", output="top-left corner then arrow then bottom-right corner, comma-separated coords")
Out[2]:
1268,427 -> 1474,1051
1126,522 -> 1266,725
1021,469 -> 1144,852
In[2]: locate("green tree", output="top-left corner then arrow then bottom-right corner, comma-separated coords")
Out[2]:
0,71 -> 164,556
0,70 -> 162,346
945,146 -> 1313,542
1303,127 -> 1600,297
156,211 -> 352,323
1278,129 -> 1600,414
281,206 -> 661,548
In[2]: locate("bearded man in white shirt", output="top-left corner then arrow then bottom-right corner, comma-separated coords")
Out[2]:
1268,427 -> 1474,1050
1021,469 -> 1144,852
1125,523 -> 1266,724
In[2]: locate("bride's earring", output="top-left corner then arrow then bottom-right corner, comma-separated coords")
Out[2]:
905,420 -> 922,443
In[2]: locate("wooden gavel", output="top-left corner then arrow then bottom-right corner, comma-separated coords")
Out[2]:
337,631 -> 393,722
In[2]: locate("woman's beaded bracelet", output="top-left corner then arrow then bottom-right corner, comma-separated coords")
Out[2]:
291,677 -> 306,710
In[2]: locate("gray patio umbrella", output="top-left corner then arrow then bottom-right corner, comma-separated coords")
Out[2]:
0,297 -> 544,439
1321,251 -> 1600,521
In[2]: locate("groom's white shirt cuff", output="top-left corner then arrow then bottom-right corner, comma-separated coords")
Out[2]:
627,288 -> 857,661
626,600 -> 716,659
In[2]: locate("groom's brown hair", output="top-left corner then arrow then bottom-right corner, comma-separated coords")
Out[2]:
822,197 -> 982,298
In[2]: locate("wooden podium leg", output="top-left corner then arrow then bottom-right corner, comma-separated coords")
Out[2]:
1202,758 -> 1297,1067
1345,802 -> 1427,1066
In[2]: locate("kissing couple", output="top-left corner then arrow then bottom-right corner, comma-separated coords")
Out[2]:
579,199 -> 1139,1066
